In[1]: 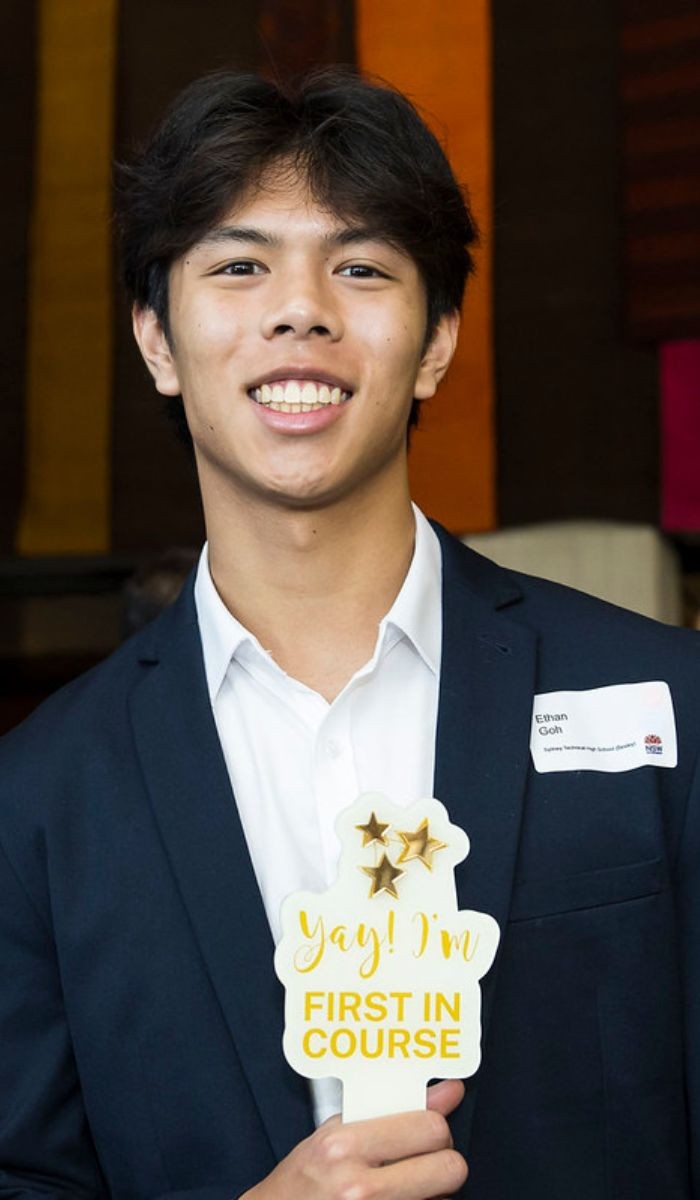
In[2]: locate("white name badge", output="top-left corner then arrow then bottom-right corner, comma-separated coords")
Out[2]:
530,681 -> 677,773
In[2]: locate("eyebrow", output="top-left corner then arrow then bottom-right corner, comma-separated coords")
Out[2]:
196,224 -> 395,251
197,226 -> 281,249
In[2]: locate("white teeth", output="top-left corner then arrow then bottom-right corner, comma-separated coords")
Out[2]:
250,379 -> 351,411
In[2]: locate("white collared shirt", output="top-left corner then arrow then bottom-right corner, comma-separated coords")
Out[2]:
194,504 -> 442,1123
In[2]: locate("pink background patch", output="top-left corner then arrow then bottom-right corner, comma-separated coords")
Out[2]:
661,340 -> 700,531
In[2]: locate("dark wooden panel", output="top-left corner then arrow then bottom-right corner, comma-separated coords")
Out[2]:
626,203 -> 700,233
620,1 -> 700,341
0,0 -> 35,553
620,0 -> 700,21
258,0 -> 355,78
111,0 -> 264,553
621,11 -> 700,51
624,112 -> 700,155
492,0 -> 659,526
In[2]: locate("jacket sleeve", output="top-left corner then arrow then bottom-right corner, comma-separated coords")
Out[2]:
677,744 -> 700,1198
0,836 -> 108,1198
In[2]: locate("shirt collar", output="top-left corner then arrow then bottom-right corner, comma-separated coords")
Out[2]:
194,502 -> 442,705
380,504 -> 441,675
194,548 -> 254,704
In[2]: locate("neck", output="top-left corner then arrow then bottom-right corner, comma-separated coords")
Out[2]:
202,471 -> 416,701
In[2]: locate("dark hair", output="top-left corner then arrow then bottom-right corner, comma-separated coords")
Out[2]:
115,67 -> 478,431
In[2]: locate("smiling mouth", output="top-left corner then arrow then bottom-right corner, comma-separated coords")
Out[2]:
248,380 -> 352,412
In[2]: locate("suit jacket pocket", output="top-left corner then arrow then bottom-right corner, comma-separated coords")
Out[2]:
509,857 -> 663,922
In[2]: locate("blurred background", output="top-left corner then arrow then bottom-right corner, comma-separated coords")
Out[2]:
1,0 -> 699,732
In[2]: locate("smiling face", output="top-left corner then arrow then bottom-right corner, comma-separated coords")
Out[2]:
133,170 -> 458,518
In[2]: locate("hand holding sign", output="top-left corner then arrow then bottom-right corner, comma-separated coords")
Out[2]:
239,1080 -> 468,1200
274,793 -> 500,1122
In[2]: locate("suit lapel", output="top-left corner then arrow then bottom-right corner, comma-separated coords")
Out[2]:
129,586 -> 314,1162
433,526 -> 537,1149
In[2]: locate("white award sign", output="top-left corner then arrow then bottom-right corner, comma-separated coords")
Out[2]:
274,793 -> 500,1122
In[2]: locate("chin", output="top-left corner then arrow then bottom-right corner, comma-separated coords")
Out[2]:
265,487 -> 340,512
259,472 -> 358,511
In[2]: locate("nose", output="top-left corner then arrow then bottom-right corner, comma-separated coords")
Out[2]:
260,272 -> 343,341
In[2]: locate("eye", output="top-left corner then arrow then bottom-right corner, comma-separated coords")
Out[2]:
213,260 -> 266,276
337,263 -> 388,279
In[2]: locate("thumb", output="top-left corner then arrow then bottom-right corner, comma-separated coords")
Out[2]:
426,1078 -> 465,1117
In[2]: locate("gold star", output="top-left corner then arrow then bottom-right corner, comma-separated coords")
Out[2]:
355,811 -> 390,847
396,819 -> 447,870
361,853 -> 405,899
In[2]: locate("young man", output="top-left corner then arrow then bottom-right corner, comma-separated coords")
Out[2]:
0,70 -> 698,1200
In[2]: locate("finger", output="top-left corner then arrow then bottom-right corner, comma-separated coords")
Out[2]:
338,1106 -> 453,1166
375,1147 -> 468,1199
426,1078 -> 465,1116
317,1112 -> 341,1127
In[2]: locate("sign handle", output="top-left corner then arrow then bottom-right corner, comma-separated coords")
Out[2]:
342,1076 -> 427,1124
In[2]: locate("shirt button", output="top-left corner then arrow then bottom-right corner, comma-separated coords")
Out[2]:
326,739 -> 342,759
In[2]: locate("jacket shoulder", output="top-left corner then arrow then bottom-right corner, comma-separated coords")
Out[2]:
438,527 -> 700,684
509,563 -> 698,653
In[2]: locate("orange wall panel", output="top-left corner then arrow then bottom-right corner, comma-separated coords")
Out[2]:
356,0 -> 495,531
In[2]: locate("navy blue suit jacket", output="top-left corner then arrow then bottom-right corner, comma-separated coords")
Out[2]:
1,525 -> 699,1198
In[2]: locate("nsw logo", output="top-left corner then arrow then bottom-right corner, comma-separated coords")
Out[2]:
644,733 -> 663,756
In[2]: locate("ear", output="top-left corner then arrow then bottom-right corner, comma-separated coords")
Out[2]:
413,310 -> 460,401
131,305 -> 182,396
